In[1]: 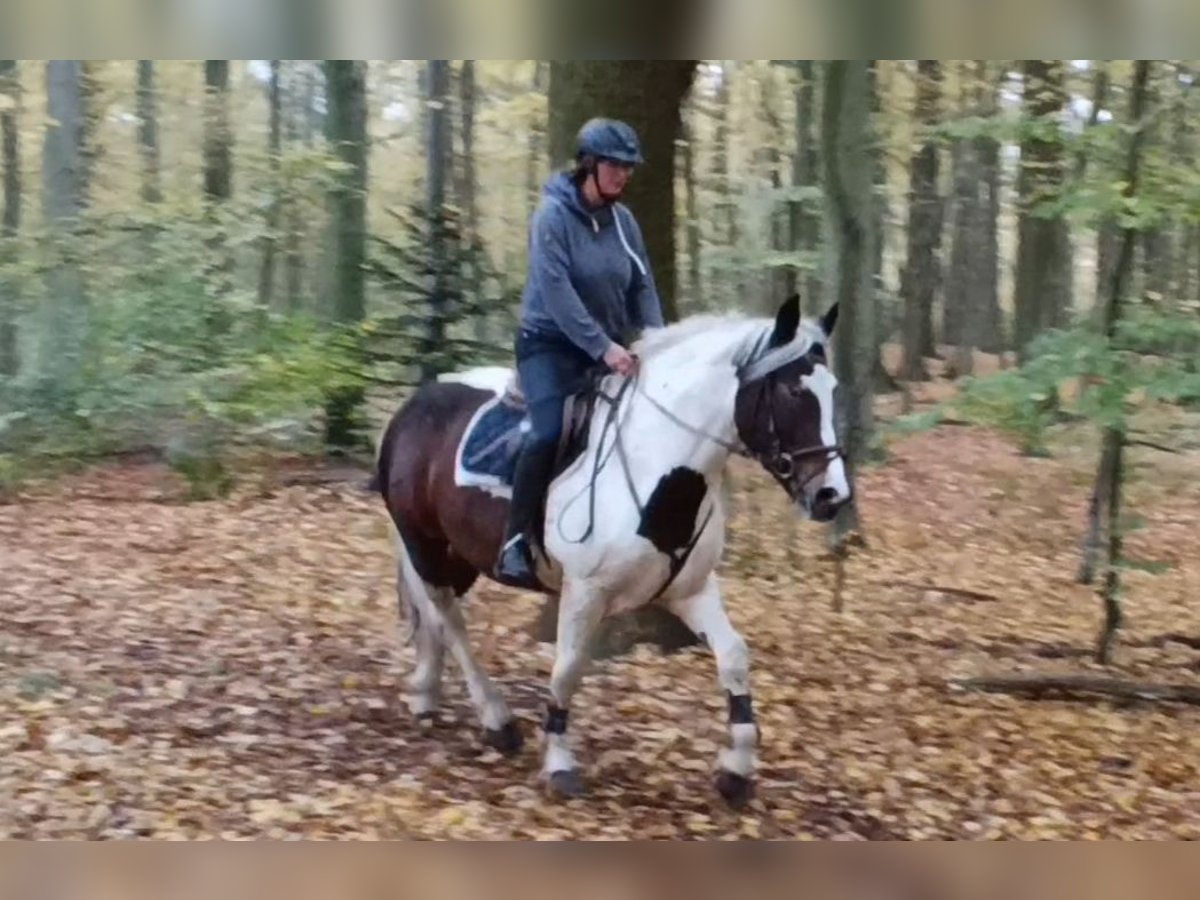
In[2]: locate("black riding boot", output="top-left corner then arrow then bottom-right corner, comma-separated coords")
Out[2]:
494,439 -> 556,589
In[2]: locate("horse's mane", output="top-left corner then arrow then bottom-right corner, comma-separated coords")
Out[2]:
632,314 -> 767,359
632,312 -> 824,373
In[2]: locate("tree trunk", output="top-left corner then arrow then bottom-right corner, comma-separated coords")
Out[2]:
135,60 -> 161,204
1183,223 -> 1199,307
943,62 -> 973,353
303,61 -> 322,146
1140,67 -> 1173,306
547,60 -> 696,324
202,61 -> 232,202
458,60 -> 479,247
39,60 -> 89,390
202,60 -> 233,299
525,61 -> 548,231
257,60 -> 282,310
0,60 -> 20,377
976,64 -> 1004,352
321,60 -> 369,452
1094,61 -> 1120,323
823,59 -> 876,547
681,108 -> 702,309
1090,60 -> 1151,665
945,61 -> 992,376
457,60 -> 488,343
760,67 -> 789,308
1177,66 -> 1197,308
867,61 -> 899,393
1075,62 -> 1118,321
283,62 -> 306,313
791,60 -> 822,315
1096,225 -> 1120,321
535,60 -> 699,656
707,61 -> 736,311
900,60 -> 942,380
423,59 -> 452,382
1014,60 -> 1072,359
1078,434 -> 1119,585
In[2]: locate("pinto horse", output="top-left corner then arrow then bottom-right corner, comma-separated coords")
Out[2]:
370,294 -> 850,805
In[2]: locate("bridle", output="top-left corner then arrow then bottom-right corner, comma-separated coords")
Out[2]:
555,352 -> 844,596
744,370 -> 844,504
562,345 -> 847,524
633,359 -> 844,502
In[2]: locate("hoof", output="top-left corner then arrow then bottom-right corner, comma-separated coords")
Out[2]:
715,770 -> 755,809
483,720 -> 524,756
546,769 -> 585,799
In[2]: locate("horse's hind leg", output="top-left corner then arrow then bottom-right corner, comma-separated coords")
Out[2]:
393,536 -> 444,718
667,574 -> 757,809
436,592 -> 524,753
394,528 -> 522,754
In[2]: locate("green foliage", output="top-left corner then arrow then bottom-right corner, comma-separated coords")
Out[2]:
1120,557 -> 1174,575
949,307 -> 1200,454
885,408 -> 946,439
954,368 -> 1059,455
0,453 -> 28,499
365,202 -> 518,384
0,195 -> 363,494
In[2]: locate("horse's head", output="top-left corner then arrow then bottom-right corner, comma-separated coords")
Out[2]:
734,295 -> 851,522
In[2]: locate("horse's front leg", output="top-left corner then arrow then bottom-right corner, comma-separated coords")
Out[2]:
541,580 -> 605,798
667,574 -> 757,808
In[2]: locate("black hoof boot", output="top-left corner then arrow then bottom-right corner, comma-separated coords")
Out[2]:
483,719 -> 524,756
715,770 -> 755,810
546,769 -> 586,799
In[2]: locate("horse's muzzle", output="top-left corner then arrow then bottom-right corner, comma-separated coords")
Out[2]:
809,486 -> 848,522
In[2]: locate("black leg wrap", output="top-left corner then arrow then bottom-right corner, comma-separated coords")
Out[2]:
544,704 -> 569,735
728,692 -> 755,725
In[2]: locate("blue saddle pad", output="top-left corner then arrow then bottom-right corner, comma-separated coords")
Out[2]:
455,397 -> 529,496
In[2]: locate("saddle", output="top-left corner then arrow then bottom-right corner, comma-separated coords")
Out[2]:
452,368 -> 603,500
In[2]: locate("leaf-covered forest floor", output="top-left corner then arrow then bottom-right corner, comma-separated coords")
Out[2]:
2,377 -> 1199,839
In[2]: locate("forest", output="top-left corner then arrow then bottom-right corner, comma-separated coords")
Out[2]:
1,59 -> 1198,840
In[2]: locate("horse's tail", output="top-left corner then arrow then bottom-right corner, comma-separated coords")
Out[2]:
392,527 -> 442,650
366,405 -> 399,497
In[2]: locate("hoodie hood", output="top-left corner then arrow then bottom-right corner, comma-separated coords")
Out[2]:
543,171 -> 607,226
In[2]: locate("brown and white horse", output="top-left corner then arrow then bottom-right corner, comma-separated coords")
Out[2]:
370,294 -> 848,805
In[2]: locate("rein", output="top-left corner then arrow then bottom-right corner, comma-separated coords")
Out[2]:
565,369 -> 719,600
557,373 -> 640,546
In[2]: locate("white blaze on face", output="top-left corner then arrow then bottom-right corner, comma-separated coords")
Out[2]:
801,364 -> 851,503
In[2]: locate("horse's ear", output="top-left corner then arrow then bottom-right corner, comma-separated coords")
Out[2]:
820,302 -> 839,338
769,293 -> 801,348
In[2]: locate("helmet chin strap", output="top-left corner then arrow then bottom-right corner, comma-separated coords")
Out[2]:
590,166 -> 624,204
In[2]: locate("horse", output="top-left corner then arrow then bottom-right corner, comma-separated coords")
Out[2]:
370,293 -> 850,806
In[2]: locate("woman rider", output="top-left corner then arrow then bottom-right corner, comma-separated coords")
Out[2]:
494,117 -> 665,589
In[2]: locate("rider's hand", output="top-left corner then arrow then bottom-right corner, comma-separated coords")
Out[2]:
603,343 -> 638,377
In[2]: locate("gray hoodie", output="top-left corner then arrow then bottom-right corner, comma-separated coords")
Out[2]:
519,171 -> 664,360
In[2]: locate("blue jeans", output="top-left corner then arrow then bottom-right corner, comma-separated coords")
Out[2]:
515,328 -> 601,447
